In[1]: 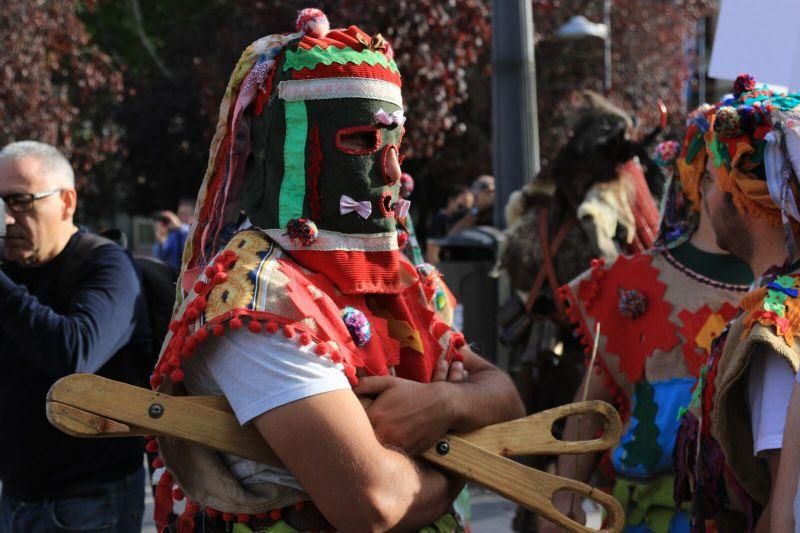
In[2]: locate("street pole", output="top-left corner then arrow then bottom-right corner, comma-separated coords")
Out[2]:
492,0 -> 540,229
603,0 -> 612,92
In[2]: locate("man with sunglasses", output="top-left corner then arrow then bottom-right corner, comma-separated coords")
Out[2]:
0,141 -> 150,532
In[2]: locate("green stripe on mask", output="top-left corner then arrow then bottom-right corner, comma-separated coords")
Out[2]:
283,46 -> 399,73
279,101 -> 308,226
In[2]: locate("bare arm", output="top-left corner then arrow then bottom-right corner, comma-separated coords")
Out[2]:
253,388 -> 461,532
754,450 -> 781,533
446,211 -> 478,236
771,384 -> 800,532
354,346 -> 525,454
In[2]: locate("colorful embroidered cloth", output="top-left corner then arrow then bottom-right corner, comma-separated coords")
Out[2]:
674,263 -> 800,531
559,247 -> 750,532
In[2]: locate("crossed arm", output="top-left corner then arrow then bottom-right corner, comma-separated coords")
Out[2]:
251,345 -> 524,531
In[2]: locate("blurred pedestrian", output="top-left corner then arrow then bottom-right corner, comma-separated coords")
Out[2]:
152,210 -> 187,271
426,185 -> 473,263
177,198 -> 194,232
0,141 -> 149,532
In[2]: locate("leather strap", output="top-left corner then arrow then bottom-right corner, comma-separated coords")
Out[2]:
525,207 -> 576,315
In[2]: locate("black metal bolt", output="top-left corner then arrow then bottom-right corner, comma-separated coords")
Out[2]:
436,440 -> 450,455
148,403 -> 164,419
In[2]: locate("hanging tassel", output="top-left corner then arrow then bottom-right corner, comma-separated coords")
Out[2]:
177,499 -> 200,533
154,471 -> 175,529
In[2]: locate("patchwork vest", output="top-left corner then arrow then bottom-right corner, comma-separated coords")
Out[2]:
675,264 -> 800,531
559,249 -> 749,483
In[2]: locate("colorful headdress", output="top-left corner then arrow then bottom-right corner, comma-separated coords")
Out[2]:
676,103 -> 715,210
179,8 -> 408,302
704,74 -> 800,230
654,104 -> 716,246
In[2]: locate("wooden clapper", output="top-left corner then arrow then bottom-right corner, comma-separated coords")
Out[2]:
46,374 -> 625,532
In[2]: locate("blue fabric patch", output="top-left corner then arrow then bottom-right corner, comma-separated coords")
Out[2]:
613,378 -> 696,479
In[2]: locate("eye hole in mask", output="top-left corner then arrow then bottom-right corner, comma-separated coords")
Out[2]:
336,126 -> 382,155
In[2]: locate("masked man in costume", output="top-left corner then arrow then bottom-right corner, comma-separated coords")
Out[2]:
544,96 -> 754,533
146,9 -> 523,532
670,77 -> 800,532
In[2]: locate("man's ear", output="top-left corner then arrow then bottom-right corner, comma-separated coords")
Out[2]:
61,189 -> 78,219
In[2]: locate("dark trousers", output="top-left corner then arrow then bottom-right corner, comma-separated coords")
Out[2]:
0,467 -> 145,533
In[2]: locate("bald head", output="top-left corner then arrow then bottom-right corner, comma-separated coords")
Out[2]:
0,141 -> 75,190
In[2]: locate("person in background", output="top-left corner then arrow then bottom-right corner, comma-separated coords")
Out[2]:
443,175 -> 496,239
152,210 -> 187,272
177,198 -> 195,233
544,103 -> 752,533
0,140 -> 149,532
426,185 -> 473,264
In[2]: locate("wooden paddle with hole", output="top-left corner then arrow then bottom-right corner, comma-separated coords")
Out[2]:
46,374 -> 624,532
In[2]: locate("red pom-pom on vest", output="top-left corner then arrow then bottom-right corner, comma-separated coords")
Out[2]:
170,369 -> 185,383
269,509 -> 283,521
248,320 -> 263,333
145,439 -> 159,453
212,323 -> 225,336
229,317 -> 243,330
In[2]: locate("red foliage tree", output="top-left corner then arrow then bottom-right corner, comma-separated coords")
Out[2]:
0,0 -> 124,220
532,0 -> 717,164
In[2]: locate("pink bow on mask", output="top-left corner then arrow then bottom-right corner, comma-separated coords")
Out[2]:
394,199 -> 411,219
375,108 -> 406,127
340,195 -> 373,219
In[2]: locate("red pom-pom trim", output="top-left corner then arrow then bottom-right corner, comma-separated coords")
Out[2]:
152,457 -> 165,469
206,509 -> 219,518
195,327 -> 209,341
248,320 -> 263,333
229,317 -> 243,330
150,374 -> 163,388
269,509 -> 283,521
299,332 -> 312,346
170,369 -> 185,383
212,324 -> 225,336
266,321 -> 279,334
172,487 -> 185,501
237,514 -> 249,523
294,502 -> 305,511
146,440 -> 159,453
283,325 -> 296,338
222,512 -> 234,522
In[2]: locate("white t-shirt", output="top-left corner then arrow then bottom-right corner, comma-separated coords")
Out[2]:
183,328 -> 351,488
747,350 -> 795,455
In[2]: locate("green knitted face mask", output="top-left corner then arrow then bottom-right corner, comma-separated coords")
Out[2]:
241,38 -> 404,239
